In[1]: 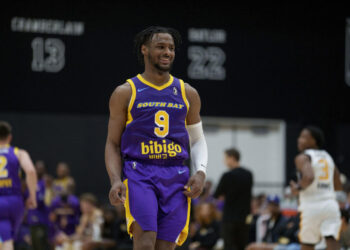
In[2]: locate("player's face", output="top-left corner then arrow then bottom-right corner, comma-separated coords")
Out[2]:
145,33 -> 175,72
297,129 -> 317,152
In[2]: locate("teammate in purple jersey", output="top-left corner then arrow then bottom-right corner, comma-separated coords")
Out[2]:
105,26 -> 208,250
0,121 -> 37,250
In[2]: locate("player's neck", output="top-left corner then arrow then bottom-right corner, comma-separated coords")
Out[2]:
304,146 -> 319,151
142,69 -> 170,86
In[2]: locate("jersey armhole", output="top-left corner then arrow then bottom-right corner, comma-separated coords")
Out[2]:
301,150 -> 312,160
303,153 -> 312,162
126,79 -> 136,125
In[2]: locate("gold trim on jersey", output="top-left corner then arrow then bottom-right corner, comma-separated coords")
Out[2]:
14,147 -> 19,156
179,79 -> 189,113
137,74 -> 174,91
126,79 -> 136,125
179,79 -> 189,125
176,194 -> 191,246
123,179 -> 135,238
336,220 -> 342,240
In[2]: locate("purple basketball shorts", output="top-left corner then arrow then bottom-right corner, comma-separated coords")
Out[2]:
122,160 -> 191,246
0,195 -> 24,242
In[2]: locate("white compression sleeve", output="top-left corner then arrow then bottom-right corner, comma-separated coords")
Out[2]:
186,121 -> 208,175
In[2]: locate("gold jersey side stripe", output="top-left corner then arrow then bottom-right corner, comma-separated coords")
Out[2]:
179,79 -> 190,125
126,79 -> 136,125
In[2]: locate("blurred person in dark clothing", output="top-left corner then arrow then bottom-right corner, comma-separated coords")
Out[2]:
101,204 -> 133,250
114,204 -> 133,250
214,148 -> 253,250
189,203 -> 220,250
278,214 -> 300,245
102,205 -> 118,240
262,195 -> 289,243
247,196 -> 297,250
27,160 -> 51,250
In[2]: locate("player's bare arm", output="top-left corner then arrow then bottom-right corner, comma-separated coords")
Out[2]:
105,82 -> 131,206
290,153 -> 314,194
18,149 -> 38,209
333,166 -> 342,191
183,83 -> 207,199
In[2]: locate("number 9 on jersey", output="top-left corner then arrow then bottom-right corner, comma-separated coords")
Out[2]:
154,110 -> 169,138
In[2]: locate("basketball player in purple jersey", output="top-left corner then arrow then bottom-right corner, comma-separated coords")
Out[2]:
105,26 -> 208,250
0,121 -> 37,250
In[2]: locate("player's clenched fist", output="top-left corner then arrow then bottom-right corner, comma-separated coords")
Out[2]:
183,171 -> 206,198
109,180 -> 126,206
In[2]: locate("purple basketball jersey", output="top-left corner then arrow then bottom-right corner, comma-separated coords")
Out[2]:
121,74 -> 189,165
0,145 -> 21,196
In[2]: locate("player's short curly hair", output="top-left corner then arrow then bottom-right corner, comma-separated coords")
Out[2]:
134,26 -> 182,65
304,125 -> 325,149
0,121 -> 12,140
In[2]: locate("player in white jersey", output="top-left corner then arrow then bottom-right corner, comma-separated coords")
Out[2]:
290,126 -> 342,250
